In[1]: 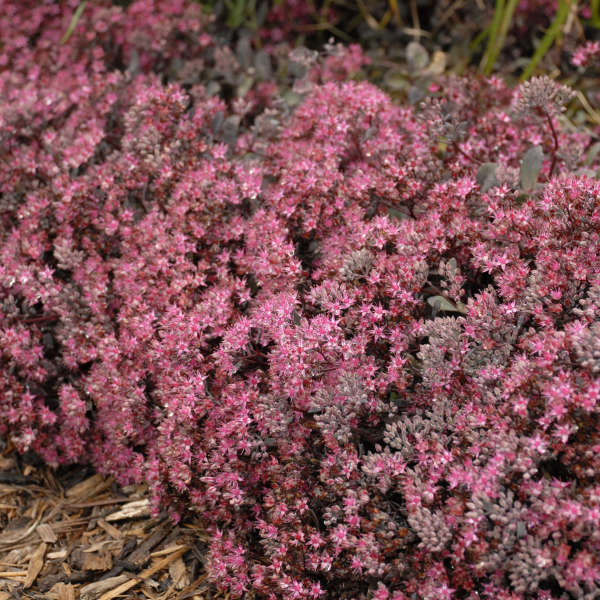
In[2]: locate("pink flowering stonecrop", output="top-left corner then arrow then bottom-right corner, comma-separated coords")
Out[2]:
1,2 -> 600,599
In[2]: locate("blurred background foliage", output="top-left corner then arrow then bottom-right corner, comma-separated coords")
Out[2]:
195,0 -> 599,76
195,0 -> 600,125
63,0 -> 600,130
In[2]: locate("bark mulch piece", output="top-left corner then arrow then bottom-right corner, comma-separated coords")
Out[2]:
0,443 -> 226,600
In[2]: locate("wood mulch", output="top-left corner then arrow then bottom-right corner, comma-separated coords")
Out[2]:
0,443 -> 228,600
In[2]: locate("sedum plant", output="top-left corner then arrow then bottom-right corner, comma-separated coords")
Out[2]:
1,2 -> 600,599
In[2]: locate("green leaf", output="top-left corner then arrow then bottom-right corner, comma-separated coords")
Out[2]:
406,41 -> 429,72
427,296 -> 467,314
520,146 -> 544,191
476,162 -> 498,192
383,69 -> 409,92
254,50 -> 272,80
388,207 -> 411,221
585,142 -> 600,166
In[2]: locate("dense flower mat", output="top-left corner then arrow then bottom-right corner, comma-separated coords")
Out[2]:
1,2 -> 600,599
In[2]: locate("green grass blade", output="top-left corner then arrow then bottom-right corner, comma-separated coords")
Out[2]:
520,0 -> 569,81
60,1 -> 87,45
470,25 -> 490,54
481,0 -> 505,75
483,0 -> 519,76
487,0 -> 518,75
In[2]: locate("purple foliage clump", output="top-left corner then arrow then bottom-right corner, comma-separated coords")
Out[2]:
1,2 -> 600,599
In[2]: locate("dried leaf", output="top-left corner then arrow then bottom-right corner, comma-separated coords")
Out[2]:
421,50 -> 447,77
520,146 -> 544,191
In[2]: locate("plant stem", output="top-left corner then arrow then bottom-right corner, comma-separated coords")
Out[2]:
520,0 -> 569,81
452,142 -> 482,165
545,110 -> 559,178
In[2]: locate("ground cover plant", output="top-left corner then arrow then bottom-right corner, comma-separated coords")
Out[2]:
1,1 -> 600,599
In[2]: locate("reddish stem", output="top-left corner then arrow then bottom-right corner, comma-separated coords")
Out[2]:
452,141 -> 482,165
545,110 -> 559,179
19,314 -> 59,324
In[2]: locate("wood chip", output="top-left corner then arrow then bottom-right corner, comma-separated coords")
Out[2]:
80,575 -> 130,600
67,497 -> 130,509
0,515 -> 42,546
37,523 -> 58,543
0,456 -> 16,471
150,543 -> 187,558
49,582 -> 77,600
0,456 -> 212,600
97,546 -> 188,600
169,556 -> 189,589
125,520 -> 171,567
3,547 -> 29,563
66,474 -> 111,500
82,550 -> 113,571
97,518 -> 121,539
82,540 -> 118,553
105,499 -> 150,522
0,570 -> 27,577
24,541 -> 47,588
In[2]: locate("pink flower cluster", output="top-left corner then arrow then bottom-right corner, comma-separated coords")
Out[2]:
260,0 -> 317,45
572,40 -> 600,68
1,2 -> 600,599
